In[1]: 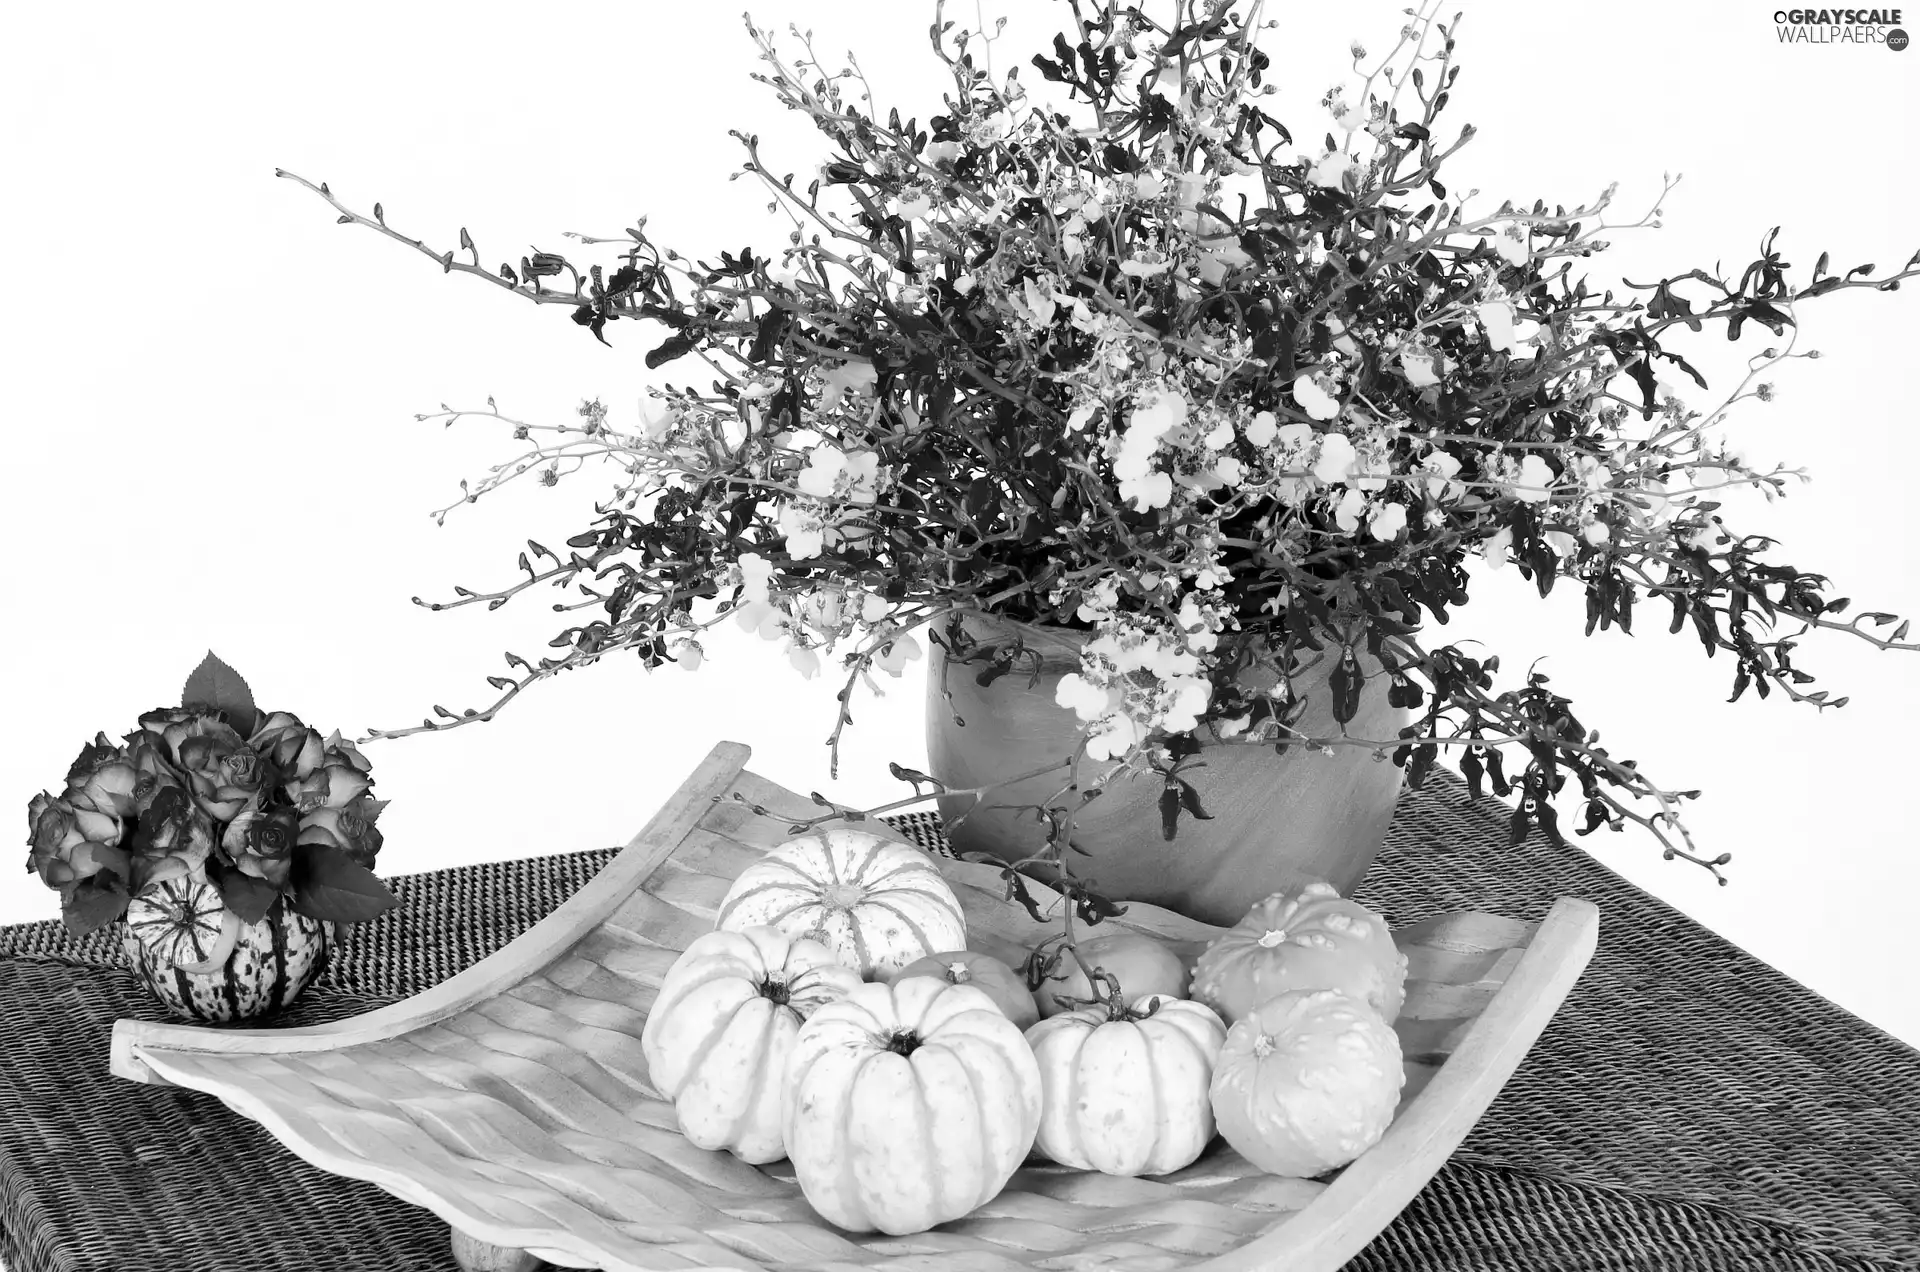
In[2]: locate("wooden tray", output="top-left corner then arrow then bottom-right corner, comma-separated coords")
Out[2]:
110,741 -> 1599,1272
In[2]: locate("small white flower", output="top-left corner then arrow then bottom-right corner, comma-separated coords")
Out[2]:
1482,525 -> 1514,570
668,638 -> 704,672
860,592 -> 890,623
923,140 -> 962,167
1582,518 -> 1611,546
1120,469 -> 1174,511
953,273 -> 977,296
1312,432 -> 1358,485
892,188 -> 934,220
1067,402 -> 1100,433
789,646 -> 822,679
1421,450 -> 1464,500
1477,300 -> 1517,353
1309,149 -> 1354,190
737,553 -> 774,604
874,634 -> 923,676
778,502 -> 825,559
1512,454 -> 1556,505
1055,672 -> 1114,722
819,360 -> 878,412
1369,501 -> 1408,542
1334,487 -> 1369,534
1488,222 -> 1531,267
1085,712 -> 1139,761
1542,529 -> 1580,559
1019,276 -> 1058,327
796,445 -> 847,498
1399,347 -> 1442,388
1244,410 -> 1279,446
1293,372 -> 1343,421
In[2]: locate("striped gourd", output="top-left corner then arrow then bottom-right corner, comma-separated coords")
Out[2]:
714,829 -> 965,979
121,877 -> 330,1022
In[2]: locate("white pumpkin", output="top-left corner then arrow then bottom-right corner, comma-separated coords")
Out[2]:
1026,993 -> 1228,1176
716,828 -> 966,978
1209,987 -> 1406,1177
784,977 -> 1041,1234
639,925 -> 861,1163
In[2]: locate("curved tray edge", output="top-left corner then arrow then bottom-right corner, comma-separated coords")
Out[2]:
109,740 -> 753,1086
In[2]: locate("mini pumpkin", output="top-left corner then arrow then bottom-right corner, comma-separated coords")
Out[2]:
715,828 -> 966,978
1190,881 -> 1407,1026
889,949 -> 1038,1030
1026,993 -> 1228,1176
639,925 -> 861,1164
784,977 -> 1041,1234
1032,931 -> 1187,1018
1209,987 -> 1405,1177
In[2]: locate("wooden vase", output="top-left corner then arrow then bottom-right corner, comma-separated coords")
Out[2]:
122,900 -> 332,1023
924,615 -> 1409,926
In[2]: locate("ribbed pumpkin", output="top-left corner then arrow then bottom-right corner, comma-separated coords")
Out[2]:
1209,987 -> 1406,1177
1027,993 -> 1228,1176
121,878 -> 330,1022
715,829 -> 966,978
889,949 -> 1038,1030
784,977 -> 1042,1234
639,926 -> 861,1164
1190,881 -> 1407,1026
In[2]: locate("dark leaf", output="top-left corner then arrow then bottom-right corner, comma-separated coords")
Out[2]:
181,651 -> 259,736
210,861 -> 281,925
1485,746 -> 1511,796
1460,748 -> 1485,801
1507,801 -> 1531,848
1178,780 -> 1213,822
646,332 -> 698,369
1328,651 -> 1361,724
61,875 -> 131,938
286,842 -> 398,925
1160,781 -> 1181,842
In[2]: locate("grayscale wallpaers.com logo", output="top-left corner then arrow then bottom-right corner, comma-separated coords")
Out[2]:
1773,8 -> 1909,46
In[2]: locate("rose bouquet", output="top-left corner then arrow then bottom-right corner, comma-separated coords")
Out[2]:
278,0 -> 1917,916
25,652 -> 396,940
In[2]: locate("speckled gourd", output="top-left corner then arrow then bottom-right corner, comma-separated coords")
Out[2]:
1209,987 -> 1406,1177
1190,881 -> 1407,1026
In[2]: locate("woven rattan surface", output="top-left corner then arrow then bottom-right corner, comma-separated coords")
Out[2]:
3,771 -> 1916,1272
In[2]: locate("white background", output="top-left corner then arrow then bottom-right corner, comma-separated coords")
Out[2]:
3,1 -> 1915,1048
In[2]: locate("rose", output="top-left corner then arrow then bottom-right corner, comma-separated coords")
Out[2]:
284,738 -> 373,814
220,798 -> 299,889
62,734 -> 142,821
25,792 -> 131,895
249,711 -> 327,782
121,730 -> 189,819
126,785 -> 216,891
136,708 -> 267,822
297,793 -> 387,869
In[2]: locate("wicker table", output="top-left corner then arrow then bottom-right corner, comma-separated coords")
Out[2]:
3,772 -> 1915,1272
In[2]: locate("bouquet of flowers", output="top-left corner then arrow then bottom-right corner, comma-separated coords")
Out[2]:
25,652 -> 396,937
280,0 -> 1916,903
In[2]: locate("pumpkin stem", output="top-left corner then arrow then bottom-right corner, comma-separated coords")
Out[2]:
883,1028 -> 921,1056
759,974 -> 792,1007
